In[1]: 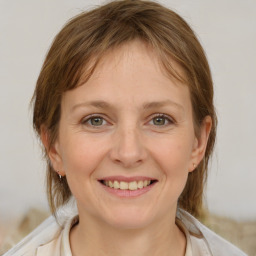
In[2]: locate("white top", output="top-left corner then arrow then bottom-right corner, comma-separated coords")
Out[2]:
3,206 -> 247,256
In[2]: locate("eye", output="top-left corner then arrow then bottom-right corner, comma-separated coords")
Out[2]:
81,115 -> 107,127
149,114 -> 174,126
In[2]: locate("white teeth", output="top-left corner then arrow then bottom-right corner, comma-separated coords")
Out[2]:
103,180 -> 153,190
120,181 -> 129,189
129,181 -> 137,190
109,181 -> 114,188
113,181 -> 120,189
138,180 -> 144,189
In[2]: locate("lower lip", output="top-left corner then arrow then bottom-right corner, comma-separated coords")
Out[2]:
99,182 -> 157,198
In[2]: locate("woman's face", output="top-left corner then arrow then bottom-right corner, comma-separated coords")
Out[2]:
49,40 -> 209,229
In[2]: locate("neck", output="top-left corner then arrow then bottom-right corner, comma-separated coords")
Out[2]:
70,213 -> 186,256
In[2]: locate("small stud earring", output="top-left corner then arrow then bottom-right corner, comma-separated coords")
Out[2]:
193,163 -> 196,168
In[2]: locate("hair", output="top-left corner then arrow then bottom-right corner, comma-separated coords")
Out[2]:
32,0 -> 217,218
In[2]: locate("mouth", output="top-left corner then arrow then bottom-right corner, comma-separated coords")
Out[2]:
99,178 -> 158,191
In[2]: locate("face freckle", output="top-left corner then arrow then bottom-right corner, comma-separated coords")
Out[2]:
52,40 -> 200,230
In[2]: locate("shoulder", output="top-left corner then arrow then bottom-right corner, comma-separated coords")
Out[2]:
3,205 -> 77,256
177,209 -> 248,256
2,216 -> 62,256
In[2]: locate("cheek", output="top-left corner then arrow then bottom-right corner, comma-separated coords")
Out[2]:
62,149 -> 85,174
60,135 -> 105,175
153,137 -> 193,173
151,136 -> 193,193
60,136 -> 107,201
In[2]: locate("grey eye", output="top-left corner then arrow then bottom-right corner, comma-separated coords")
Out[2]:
152,116 -> 167,125
89,117 -> 104,126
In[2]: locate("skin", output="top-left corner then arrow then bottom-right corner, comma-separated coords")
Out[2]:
43,40 -> 212,256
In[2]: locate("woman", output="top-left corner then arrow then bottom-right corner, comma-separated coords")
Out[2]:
4,0 -> 247,255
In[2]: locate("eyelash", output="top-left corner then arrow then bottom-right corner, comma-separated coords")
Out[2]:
81,113 -> 175,128
81,114 -> 107,128
149,113 -> 175,126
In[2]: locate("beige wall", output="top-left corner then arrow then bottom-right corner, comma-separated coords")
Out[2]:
0,0 -> 255,222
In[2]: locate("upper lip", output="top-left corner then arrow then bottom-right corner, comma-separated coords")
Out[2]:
98,176 -> 157,182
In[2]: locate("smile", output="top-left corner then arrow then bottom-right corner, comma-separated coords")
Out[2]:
98,176 -> 158,197
102,180 -> 153,190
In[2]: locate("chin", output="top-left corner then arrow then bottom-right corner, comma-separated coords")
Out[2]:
107,217 -> 152,230
100,206 -> 156,230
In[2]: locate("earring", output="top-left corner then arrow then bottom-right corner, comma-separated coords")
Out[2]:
193,163 -> 196,169
57,171 -> 62,179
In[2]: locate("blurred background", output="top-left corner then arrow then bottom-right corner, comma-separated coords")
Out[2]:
0,0 -> 256,254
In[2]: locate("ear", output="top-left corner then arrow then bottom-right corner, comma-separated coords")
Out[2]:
189,116 -> 212,172
40,126 -> 65,176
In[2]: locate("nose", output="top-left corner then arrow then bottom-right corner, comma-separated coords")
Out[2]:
109,125 -> 147,168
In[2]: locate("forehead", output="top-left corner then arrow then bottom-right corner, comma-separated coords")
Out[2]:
77,39 -> 187,88
62,40 -> 191,112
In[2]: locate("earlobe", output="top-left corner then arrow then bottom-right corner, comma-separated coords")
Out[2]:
40,126 -> 64,176
189,116 -> 212,172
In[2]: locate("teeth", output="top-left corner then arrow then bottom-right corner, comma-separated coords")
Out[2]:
120,181 -> 128,189
129,181 -> 137,190
138,180 -> 144,189
109,181 -> 114,188
103,180 -> 153,190
113,181 -> 120,189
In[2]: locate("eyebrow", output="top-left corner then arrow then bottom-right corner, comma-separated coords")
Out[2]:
71,99 -> 184,112
71,100 -> 111,112
142,100 -> 184,111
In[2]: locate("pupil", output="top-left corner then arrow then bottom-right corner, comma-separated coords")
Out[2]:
154,117 -> 165,125
92,117 -> 103,126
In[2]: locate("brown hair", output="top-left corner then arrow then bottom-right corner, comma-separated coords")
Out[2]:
32,0 -> 217,218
